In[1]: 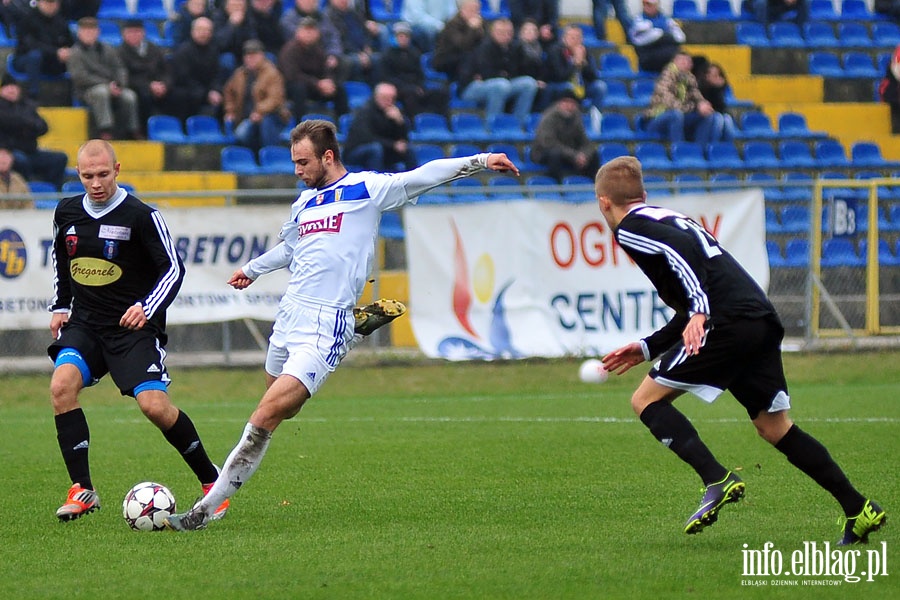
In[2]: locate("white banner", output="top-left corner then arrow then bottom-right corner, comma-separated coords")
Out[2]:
0,206 -> 290,330
406,190 -> 768,359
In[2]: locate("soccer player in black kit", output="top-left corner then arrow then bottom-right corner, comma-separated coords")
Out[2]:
47,139 -> 228,522
596,156 -> 885,544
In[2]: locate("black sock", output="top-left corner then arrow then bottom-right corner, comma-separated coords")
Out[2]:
55,408 -> 92,490
640,401 -> 729,485
775,424 -> 866,516
162,411 -> 219,485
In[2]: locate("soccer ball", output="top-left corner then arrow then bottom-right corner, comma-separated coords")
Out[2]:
578,358 -> 609,383
122,482 -> 176,531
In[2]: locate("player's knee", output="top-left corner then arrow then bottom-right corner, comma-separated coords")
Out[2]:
49,374 -> 80,410
630,393 -> 650,416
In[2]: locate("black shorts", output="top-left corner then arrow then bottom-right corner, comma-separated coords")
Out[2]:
48,321 -> 171,397
649,315 -> 790,419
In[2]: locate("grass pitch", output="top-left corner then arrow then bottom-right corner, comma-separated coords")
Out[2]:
0,352 -> 897,599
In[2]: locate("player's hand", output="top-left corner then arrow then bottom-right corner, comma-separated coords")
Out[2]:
227,268 -> 255,289
120,303 -> 147,330
486,153 -> 520,176
50,312 -> 69,339
602,342 -> 645,375
682,313 -> 707,356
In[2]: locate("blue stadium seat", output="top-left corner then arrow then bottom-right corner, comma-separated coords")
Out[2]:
447,143 -> 481,158
765,207 -> 780,229
488,176 -> 523,200
258,145 -> 295,174
410,113 -> 451,142
480,0 -> 510,20
736,22 -> 769,47
673,174 -> 706,192
597,113 -> 634,141
809,0 -> 840,20
779,141 -> 817,168
851,141 -> 897,168
781,171 -> 814,201
780,206 -> 812,233
521,147 -> 547,173
486,143 -> 522,164
778,112 -> 827,139
767,240 -> 787,267
815,140 -> 851,168
221,146 -> 262,174
98,0 -> 133,19
526,175 -> 562,201
743,141 -> 780,169
803,22 -> 838,48
808,52 -> 844,77
450,113 -> 490,142
837,22 -> 872,48
872,23 -> 900,48
560,175 -> 595,202
630,79 -> 656,106
488,114 -> 529,141
878,239 -> 900,265
739,111 -> 778,139
345,80 -> 372,109
600,53 -> 638,79
673,0 -> 703,19
841,0 -> 871,19
147,115 -> 187,143
379,211 -> 404,240
411,143 -> 445,166
600,142 -> 630,164
768,23 -> 805,48
136,0 -> 169,20
337,113 -> 352,142
420,53 -> 448,82
784,239 -> 810,267
705,0 -> 737,20
62,181 -> 84,194
370,0 -> 403,21
843,52 -> 880,78
707,142 -> 744,169
670,142 -> 707,169
601,80 -> 637,108
822,238 -> 863,267
635,142 -> 673,170
29,180 -> 58,195
887,204 -> 900,230
144,20 -> 174,48
186,115 -> 234,143
643,174 -> 671,198
747,172 -> 784,202
449,178 -> 485,201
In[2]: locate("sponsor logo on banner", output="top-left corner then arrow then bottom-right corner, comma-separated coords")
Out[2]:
0,229 -> 27,279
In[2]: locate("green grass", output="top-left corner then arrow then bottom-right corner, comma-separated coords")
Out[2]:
0,352 -> 897,599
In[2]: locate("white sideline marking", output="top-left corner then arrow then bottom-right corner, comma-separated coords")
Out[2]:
111,416 -> 900,425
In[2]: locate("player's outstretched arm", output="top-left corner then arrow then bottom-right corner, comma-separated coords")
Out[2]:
602,342 -> 646,375
485,153 -> 520,176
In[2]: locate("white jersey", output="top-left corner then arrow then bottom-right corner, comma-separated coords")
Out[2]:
242,154 -> 491,309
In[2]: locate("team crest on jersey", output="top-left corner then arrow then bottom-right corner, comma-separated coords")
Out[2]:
65,235 -> 78,257
103,240 -> 119,259
334,188 -> 343,202
315,193 -> 325,205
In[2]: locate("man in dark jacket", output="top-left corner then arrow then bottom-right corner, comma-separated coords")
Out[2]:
169,17 -> 225,122
11,0 -> 74,98
530,89 -> 598,182
343,82 -> 415,172
278,16 -> 349,121
117,20 -> 174,133
377,21 -> 449,118
0,74 -> 68,189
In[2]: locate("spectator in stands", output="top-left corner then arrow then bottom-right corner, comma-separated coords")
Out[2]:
432,0 -> 484,81
460,17 -> 539,128
629,0 -> 685,74
377,21 -> 450,118
1,0 -> 30,38
11,0 -> 74,98
343,82 -> 416,172
279,17 -> 349,120
643,51 -> 723,145
0,147 -> 32,208
543,23 -> 606,113
508,0 -> 559,46
61,0 -> 100,20
749,0 -> 808,25
530,89 -> 599,182
879,43 -> 900,133
118,19 -> 173,135
68,17 -> 142,141
170,0 -> 213,47
693,56 -> 735,141
280,0 -> 342,61
224,39 -> 291,152
400,0 -> 457,52
516,18 -> 547,84
249,0 -> 285,54
592,0 -> 633,41
0,74 -> 68,190
323,0 -> 388,84
214,0 -> 260,75
169,17 -> 225,123
875,0 -> 900,22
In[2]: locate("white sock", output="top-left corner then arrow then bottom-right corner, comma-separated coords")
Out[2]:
198,422 -> 272,514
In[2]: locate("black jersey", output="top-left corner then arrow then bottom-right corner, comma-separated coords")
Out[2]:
615,205 -> 777,358
49,189 -> 185,332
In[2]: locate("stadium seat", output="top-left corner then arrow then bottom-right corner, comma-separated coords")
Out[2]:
739,111 -> 778,139
673,174 -> 705,192
736,22 -> 769,47
258,145 -> 295,174
778,112 -> 826,139
820,171 -> 862,202
784,239 -> 810,267
147,115 -> 187,143
600,142 -> 630,164
488,176 -> 523,200
780,206 -> 811,233
670,142 -> 707,169
345,80 -> 372,109
747,172 -> 784,202
779,141 -> 817,168
630,79 -> 656,106
379,211 -> 404,240
878,239 -> 900,265
709,172 -> 740,185
872,23 -> 900,48
447,143 -> 482,158
809,0 -> 840,20
593,113 -> 627,141
809,52 -> 844,77
411,143 -> 445,167
601,80 -> 637,108
220,146 -> 262,174
768,23 -> 805,48
821,238 -> 863,267
186,115 -> 234,143
144,20 -> 173,48
98,0 -> 133,19
486,143 -> 522,164
707,142 -> 744,169
841,0 -> 871,19
643,174 -> 671,197
480,0 -> 510,20
843,52 -> 879,78
28,180 -> 58,195
136,0 -> 169,20
450,113 -> 490,142
887,204 -> 900,230
767,241 -> 787,267
815,140 -> 851,168
410,113 -> 451,142
743,141 -> 780,169
420,53 -> 448,82
851,142 -> 897,168
635,142 -> 673,170
488,114 -> 529,141
673,0 -> 703,20
705,0 -> 737,20
449,178 -> 485,201
803,22 -> 838,48
599,53 -> 638,79
765,207 -> 780,229
837,23 -> 872,48
61,181 -> 84,194
781,171 -> 814,201
521,147 -> 546,172
525,175 -> 562,201
561,175 -> 595,202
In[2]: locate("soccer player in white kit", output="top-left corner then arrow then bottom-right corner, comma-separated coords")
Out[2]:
166,119 -> 519,530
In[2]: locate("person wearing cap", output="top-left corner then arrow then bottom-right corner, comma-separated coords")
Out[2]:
169,16 -> 226,123
118,19 -> 174,134
223,39 -> 291,152
530,89 -> 599,182
278,16 -> 349,121
10,0 -> 75,98
376,21 -> 450,118
68,17 -> 142,140
0,74 -> 69,190
628,0 -> 686,74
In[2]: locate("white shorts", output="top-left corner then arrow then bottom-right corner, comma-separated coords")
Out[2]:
264,297 -> 355,396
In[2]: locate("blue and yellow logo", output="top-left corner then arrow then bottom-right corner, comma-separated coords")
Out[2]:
0,229 -> 27,279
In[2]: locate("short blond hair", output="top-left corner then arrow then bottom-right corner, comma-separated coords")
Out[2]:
595,156 -> 645,206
